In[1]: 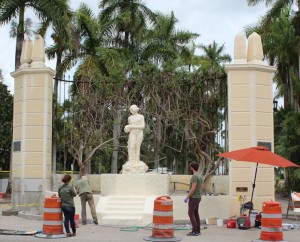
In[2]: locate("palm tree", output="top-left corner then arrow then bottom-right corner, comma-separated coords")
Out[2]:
247,0 -> 300,26
55,3 -> 134,175
199,41 -> 231,72
9,17 -> 33,39
99,0 -> 157,50
247,0 -> 300,111
141,11 -> 199,70
98,1 -> 158,173
46,15 -> 80,174
135,12 -> 199,167
275,108 -> 300,191
0,0 -> 72,69
246,7 -> 298,108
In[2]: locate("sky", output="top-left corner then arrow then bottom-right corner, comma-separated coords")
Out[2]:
0,0 -> 269,93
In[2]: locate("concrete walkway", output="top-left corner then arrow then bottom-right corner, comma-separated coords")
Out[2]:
1,196 -> 300,242
0,215 -> 299,242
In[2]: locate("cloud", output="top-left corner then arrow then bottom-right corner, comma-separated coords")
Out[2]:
146,0 -> 268,53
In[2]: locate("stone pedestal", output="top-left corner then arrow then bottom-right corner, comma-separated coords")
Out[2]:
97,174 -> 169,225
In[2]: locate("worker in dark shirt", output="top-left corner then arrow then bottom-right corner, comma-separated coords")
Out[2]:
58,174 -> 77,237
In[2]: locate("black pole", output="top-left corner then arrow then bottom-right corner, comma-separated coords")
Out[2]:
250,163 -> 258,209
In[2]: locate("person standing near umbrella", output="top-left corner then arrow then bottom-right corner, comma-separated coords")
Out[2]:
184,162 -> 203,236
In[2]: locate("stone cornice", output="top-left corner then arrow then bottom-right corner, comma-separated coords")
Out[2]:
225,64 -> 276,73
11,67 -> 55,78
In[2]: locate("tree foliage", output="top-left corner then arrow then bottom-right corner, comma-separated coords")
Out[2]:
0,1 -> 231,183
247,0 -> 300,189
246,0 -> 300,111
0,0 -> 72,69
48,1 -> 231,182
0,70 -> 13,171
275,107 -> 300,191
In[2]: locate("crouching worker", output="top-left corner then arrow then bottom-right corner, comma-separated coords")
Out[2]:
75,176 -> 98,225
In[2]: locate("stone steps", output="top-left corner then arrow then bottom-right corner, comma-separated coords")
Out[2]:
101,215 -> 142,226
99,196 -> 148,225
105,206 -> 144,212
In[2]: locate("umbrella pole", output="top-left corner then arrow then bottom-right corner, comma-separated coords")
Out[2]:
250,163 -> 258,209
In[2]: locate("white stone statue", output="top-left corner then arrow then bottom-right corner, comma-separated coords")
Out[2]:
122,105 -> 148,174
124,105 -> 145,163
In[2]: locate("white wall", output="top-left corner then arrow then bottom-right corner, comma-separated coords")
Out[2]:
52,174 -> 229,195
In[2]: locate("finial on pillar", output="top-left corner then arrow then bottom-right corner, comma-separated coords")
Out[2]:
234,32 -> 246,64
31,35 -> 46,68
20,39 -> 33,69
247,32 -> 264,65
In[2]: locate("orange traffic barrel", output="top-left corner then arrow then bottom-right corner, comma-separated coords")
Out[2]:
70,214 -> 80,228
75,214 -> 80,228
35,194 -> 66,238
144,196 -> 180,242
259,201 -> 284,241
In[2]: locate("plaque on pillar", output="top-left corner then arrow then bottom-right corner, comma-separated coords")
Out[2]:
257,141 -> 272,151
13,141 -> 21,152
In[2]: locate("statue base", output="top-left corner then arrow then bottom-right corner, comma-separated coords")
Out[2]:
98,174 -> 170,225
122,161 -> 148,174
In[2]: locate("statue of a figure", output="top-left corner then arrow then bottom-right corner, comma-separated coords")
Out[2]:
124,105 -> 145,163
122,105 -> 148,174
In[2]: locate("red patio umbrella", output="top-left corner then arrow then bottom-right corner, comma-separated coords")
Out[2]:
217,146 -> 299,206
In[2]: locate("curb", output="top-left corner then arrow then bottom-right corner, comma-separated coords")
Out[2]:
2,209 -> 19,216
18,211 -> 43,220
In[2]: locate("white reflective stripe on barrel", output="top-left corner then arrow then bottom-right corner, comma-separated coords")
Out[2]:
153,211 -> 173,216
261,226 -> 282,232
262,213 -> 282,219
153,224 -> 174,229
43,208 -> 61,213
161,201 -> 173,205
43,220 -> 63,226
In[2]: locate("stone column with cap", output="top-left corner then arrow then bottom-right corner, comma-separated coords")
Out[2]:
225,32 -> 276,215
10,35 -> 55,215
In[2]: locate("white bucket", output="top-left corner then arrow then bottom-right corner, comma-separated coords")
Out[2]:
217,218 -> 223,227
250,211 -> 258,227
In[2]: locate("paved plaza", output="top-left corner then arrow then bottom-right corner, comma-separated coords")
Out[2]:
0,196 -> 300,242
0,213 -> 299,242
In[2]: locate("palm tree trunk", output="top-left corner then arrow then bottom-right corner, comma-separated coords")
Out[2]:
111,106 -> 122,173
288,66 -> 295,109
52,50 -> 63,175
155,116 -> 162,168
15,4 -> 25,70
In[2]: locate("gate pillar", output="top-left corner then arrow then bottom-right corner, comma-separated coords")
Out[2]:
10,35 -> 55,215
225,32 -> 276,215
